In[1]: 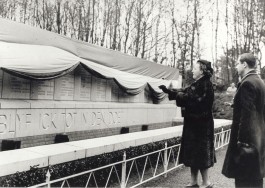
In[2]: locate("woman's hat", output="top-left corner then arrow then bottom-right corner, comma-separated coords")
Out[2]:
197,59 -> 213,75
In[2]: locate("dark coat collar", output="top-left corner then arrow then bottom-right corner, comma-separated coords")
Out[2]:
240,70 -> 258,83
236,70 -> 258,88
194,75 -> 210,84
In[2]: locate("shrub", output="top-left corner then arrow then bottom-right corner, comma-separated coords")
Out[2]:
0,137 -> 181,187
213,92 -> 233,120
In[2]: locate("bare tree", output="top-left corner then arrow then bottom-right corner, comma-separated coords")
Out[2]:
225,0 -> 230,83
55,0 -> 62,34
134,0 -> 143,57
123,0 -> 135,53
215,0 -> 219,70
190,0 -> 198,68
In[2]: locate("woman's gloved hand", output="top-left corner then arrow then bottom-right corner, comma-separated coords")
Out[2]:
159,85 -> 169,93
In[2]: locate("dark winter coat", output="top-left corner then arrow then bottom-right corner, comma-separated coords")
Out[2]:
168,76 -> 216,169
222,70 -> 265,179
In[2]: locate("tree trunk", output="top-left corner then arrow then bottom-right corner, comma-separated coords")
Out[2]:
56,0 -> 61,34
225,0 -> 230,83
190,0 -> 197,69
85,0 -> 91,42
141,21 -> 147,58
215,0 -> 219,71
124,1 -> 134,53
134,0 -> 143,57
90,0 -> 95,43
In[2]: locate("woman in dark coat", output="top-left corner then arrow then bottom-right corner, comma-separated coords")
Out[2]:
159,60 -> 215,188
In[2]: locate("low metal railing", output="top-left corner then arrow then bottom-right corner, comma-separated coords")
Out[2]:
214,128 -> 231,150
30,128 -> 231,188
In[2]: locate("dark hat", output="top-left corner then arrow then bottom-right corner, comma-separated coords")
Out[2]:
197,59 -> 213,76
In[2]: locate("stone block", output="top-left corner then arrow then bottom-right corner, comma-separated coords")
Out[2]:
54,73 -> 75,100
147,108 -> 164,124
30,79 -> 54,100
27,143 -> 86,165
0,70 -> 3,98
127,108 -> 148,125
0,100 -> 30,108
53,101 -> 76,108
29,100 -> 56,109
68,138 -> 115,157
2,72 -> 30,99
109,80 -> 119,102
91,76 -> 107,101
163,107 -> 178,122
118,90 -> 130,103
135,136 -> 153,146
0,109 -> 16,139
74,66 -> 92,101
105,80 -> 112,102
0,149 -> 48,176
15,109 -> 65,137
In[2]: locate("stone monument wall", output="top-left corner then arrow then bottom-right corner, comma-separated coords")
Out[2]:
0,67 -> 180,150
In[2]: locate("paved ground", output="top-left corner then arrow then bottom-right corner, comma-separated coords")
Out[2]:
142,146 -> 264,188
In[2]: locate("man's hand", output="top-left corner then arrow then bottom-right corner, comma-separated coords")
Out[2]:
159,85 -> 169,93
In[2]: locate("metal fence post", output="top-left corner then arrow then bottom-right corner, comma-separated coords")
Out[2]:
46,169 -> 51,188
121,151 -> 126,188
221,128 -> 224,148
164,142 -> 168,178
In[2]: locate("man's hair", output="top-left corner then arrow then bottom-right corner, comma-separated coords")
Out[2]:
239,53 -> 256,68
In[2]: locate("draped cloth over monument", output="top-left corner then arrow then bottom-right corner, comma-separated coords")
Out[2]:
0,18 -> 179,101
169,76 -> 216,169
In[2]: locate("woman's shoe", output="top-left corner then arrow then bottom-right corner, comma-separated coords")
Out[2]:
185,184 -> 199,188
201,183 -> 214,188
206,183 -> 214,188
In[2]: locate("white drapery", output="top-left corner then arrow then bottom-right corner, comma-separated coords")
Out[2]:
0,19 -> 180,101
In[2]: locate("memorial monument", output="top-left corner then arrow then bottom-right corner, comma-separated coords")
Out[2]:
0,18 -> 181,150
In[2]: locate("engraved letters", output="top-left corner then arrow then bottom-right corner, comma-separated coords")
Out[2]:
0,115 -> 7,133
0,109 -> 125,138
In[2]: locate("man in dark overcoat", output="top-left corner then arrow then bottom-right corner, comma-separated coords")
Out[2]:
222,53 -> 265,188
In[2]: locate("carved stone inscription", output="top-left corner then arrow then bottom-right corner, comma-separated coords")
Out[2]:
65,109 -> 125,132
0,70 -> 3,98
2,72 -> 30,99
54,73 -> 74,100
0,109 -> 16,139
119,91 -> 130,103
12,109 -> 126,137
16,109 -> 65,137
74,67 -> 92,100
31,80 -> 54,99
111,81 -> 119,102
0,106 -> 177,139
91,76 -> 107,101
106,80 -> 119,102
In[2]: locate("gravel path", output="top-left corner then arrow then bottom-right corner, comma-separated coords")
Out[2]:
141,146 -> 264,188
